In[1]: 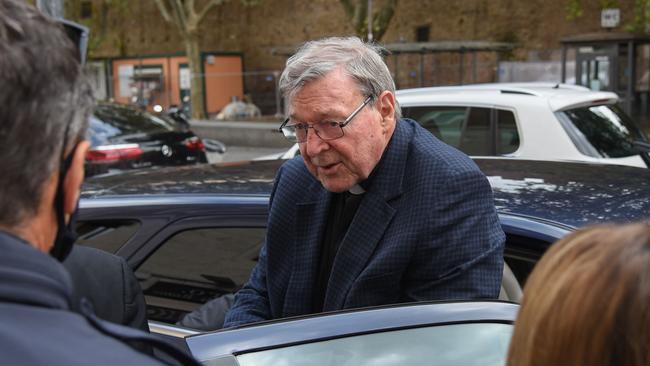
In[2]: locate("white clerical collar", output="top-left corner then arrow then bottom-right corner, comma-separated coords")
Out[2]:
348,184 -> 365,195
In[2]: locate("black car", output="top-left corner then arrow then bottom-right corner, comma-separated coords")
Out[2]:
85,103 -> 209,176
78,157 -> 650,331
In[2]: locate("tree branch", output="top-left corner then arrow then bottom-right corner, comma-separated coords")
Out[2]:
373,0 -> 398,41
352,0 -> 367,36
197,0 -> 227,23
153,0 -> 173,23
169,0 -> 189,35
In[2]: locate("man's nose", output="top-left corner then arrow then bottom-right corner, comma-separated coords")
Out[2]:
304,128 -> 328,157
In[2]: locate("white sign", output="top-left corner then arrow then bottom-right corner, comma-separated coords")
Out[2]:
179,67 -> 191,90
601,8 -> 620,28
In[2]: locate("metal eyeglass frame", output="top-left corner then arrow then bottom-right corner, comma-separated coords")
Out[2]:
278,96 -> 373,143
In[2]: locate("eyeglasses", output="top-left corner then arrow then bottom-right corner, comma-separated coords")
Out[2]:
278,96 -> 372,143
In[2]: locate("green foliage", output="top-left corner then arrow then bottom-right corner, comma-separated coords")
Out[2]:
566,0 -> 583,21
625,0 -> 650,33
600,0 -> 619,8
64,0 -> 132,57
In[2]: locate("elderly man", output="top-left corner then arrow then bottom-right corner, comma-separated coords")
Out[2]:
0,1 -> 198,364
224,37 -> 505,327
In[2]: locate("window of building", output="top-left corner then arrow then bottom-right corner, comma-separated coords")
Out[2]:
80,1 -> 92,19
415,25 -> 430,42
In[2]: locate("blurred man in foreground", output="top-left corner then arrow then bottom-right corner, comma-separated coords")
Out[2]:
0,1 -> 198,364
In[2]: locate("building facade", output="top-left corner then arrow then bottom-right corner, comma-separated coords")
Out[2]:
65,0 -> 650,117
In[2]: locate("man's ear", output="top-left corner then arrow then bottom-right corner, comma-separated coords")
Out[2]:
377,91 -> 396,130
63,140 -> 89,215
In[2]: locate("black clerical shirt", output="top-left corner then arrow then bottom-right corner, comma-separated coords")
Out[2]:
312,190 -> 364,312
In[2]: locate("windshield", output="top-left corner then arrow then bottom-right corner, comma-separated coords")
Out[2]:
235,322 -> 512,366
556,104 -> 647,158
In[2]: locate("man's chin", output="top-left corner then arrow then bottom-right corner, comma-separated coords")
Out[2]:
318,177 -> 356,193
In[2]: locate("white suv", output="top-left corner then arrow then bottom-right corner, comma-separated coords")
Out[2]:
260,83 -> 649,167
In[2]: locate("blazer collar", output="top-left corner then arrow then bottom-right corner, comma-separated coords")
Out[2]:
359,119 -> 410,202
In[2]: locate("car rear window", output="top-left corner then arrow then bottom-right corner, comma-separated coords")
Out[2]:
556,104 -> 647,158
92,104 -> 176,141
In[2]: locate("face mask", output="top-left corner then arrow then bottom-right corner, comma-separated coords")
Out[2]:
50,143 -> 80,262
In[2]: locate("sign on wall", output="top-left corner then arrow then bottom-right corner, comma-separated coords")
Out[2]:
601,8 -> 620,28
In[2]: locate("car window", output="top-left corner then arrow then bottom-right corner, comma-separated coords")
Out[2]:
236,323 -> 512,366
497,109 -> 519,155
401,106 -> 467,146
556,104 -> 647,158
460,107 -> 492,155
136,227 -> 265,323
76,220 -> 140,253
93,104 -> 176,139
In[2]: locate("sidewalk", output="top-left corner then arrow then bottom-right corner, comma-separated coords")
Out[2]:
190,119 -> 292,148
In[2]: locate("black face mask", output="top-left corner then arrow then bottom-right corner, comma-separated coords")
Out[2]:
50,143 -> 80,262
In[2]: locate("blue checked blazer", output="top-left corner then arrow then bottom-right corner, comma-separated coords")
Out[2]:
224,118 -> 505,327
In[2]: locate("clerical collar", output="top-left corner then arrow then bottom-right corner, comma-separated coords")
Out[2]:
348,184 -> 365,195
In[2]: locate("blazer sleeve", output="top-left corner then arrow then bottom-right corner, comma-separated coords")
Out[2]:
222,243 -> 272,327
404,168 -> 505,300
222,164 -> 287,328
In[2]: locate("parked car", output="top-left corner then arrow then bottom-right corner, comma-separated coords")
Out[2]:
78,157 -> 650,337
85,102 -> 210,176
259,83 -> 650,167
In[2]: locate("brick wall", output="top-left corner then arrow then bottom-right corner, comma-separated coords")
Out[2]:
68,0 -> 642,111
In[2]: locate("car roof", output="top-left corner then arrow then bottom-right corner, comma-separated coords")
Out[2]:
186,300 -> 517,361
396,82 -> 619,111
81,158 -> 650,230
82,160 -> 279,198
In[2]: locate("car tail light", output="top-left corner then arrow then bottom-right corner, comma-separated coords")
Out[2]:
86,144 -> 143,163
184,136 -> 205,151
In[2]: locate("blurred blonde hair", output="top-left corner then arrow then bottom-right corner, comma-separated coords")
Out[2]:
507,223 -> 650,366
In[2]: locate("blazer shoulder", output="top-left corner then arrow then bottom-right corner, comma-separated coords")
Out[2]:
410,124 -> 483,175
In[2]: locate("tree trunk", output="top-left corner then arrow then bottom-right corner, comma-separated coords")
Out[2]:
185,32 -> 207,120
340,0 -> 398,42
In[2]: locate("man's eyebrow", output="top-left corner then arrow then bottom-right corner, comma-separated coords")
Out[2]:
289,109 -> 345,123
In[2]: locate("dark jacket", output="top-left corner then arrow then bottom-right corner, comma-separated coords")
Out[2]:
224,118 -> 505,327
64,245 -> 148,332
0,231 -> 197,366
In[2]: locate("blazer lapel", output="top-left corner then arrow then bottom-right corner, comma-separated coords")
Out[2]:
323,191 -> 396,311
322,120 -> 413,311
282,184 -> 331,317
